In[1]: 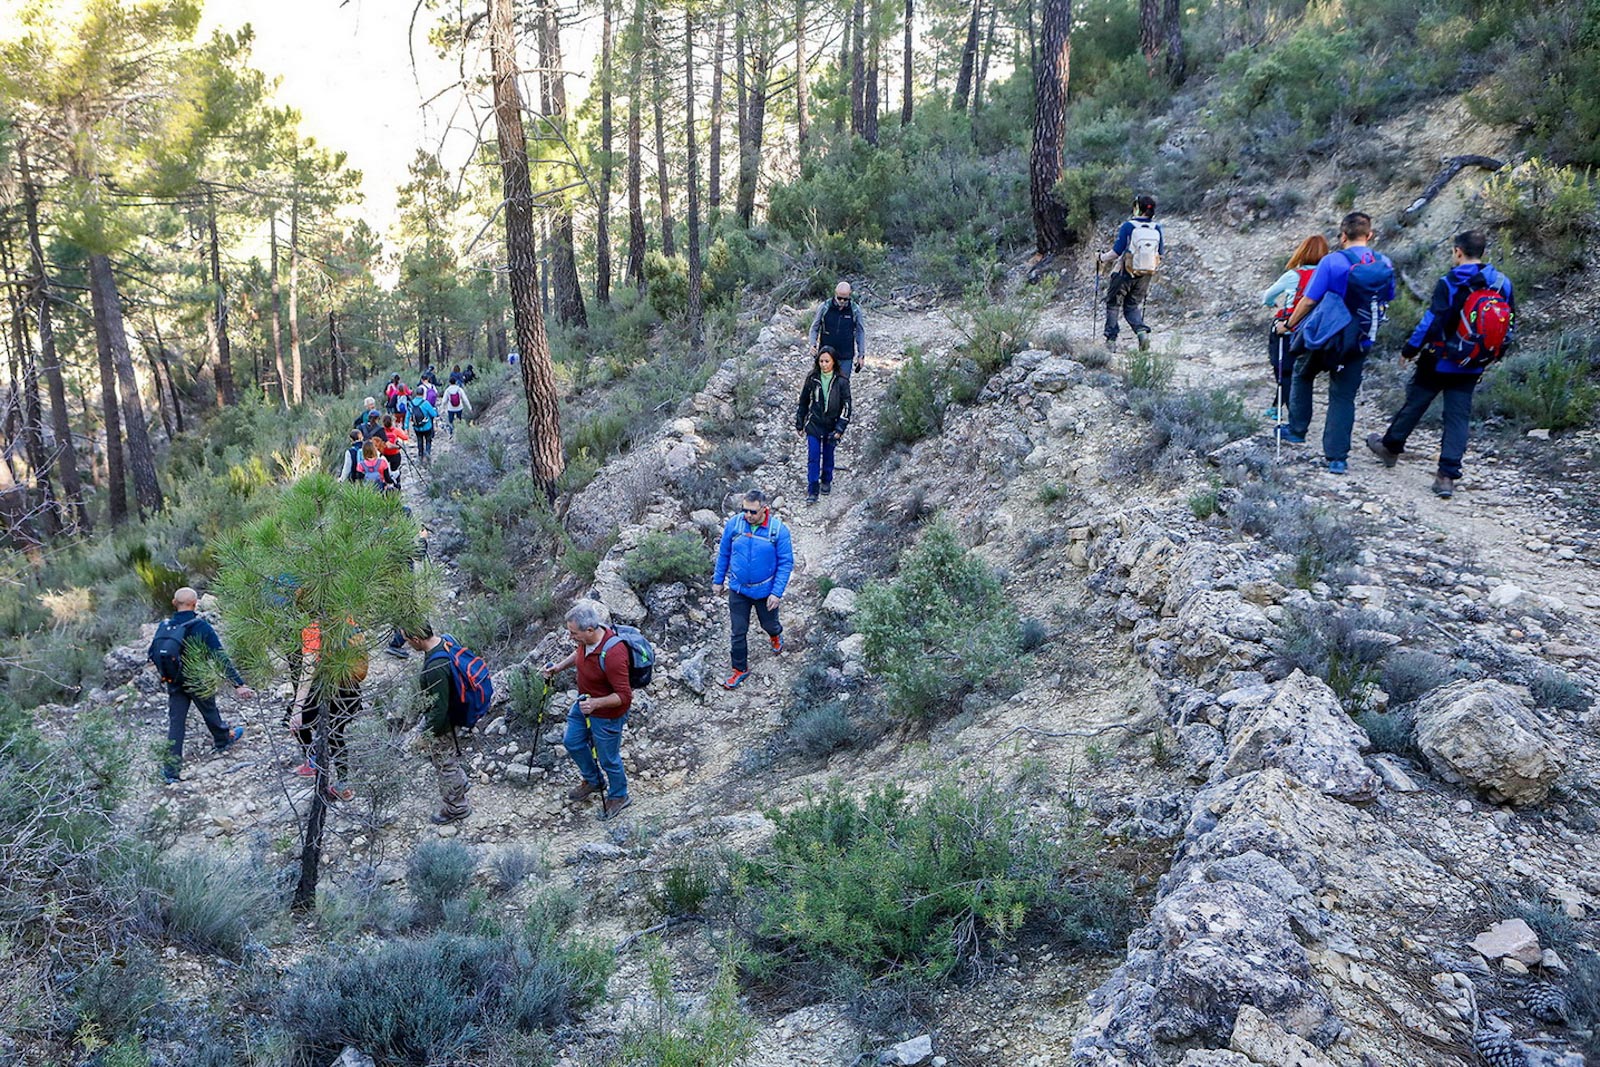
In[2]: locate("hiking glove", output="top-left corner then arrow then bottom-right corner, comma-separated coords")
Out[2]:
1401,343 -> 1420,361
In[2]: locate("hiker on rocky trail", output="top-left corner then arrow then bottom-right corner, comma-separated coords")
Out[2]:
1366,230 -> 1515,500
338,429 -> 365,482
1261,234 -> 1330,421
795,347 -> 852,504
355,439 -> 396,492
441,379 -> 472,435
463,363 -> 477,385
411,394 -> 439,463
287,618 -> 365,802
1274,211 -> 1396,474
449,363 -> 465,385
403,623 -> 473,825
354,396 -> 379,430
421,365 -> 439,386
1098,194 -> 1164,353
419,377 -> 440,409
395,386 -> 412,431
380,414 -> 408,486
542,600 -> 636,820
808,280 -> 867,379
712,489 -> 793,690
359,409 -> 385,445
384,373 -> 405,413
148,587 -> 254,784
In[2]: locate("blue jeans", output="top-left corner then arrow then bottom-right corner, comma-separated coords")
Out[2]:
446,410 -> 462,433
564,703 -> 628,799
164,686 -> 233,777
1383,374 -> 1478,479
835,357 -> 854,381
728,590 -> 781,672
806,433 -> 836,493
1288,350 -> 1366,461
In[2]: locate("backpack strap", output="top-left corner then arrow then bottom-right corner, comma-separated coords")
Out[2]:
598,632 -> 631,672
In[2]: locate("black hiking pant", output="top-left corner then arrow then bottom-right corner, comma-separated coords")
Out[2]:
293,684 -> 363,781
1104,271 -> 1152,341
1381,372 -> 1478,480
164,685 -> 234,777
728,590 -> 782,672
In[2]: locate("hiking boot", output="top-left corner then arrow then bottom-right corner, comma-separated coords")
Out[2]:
770,633 -> 784,655
1365,433 -> 1398,468
161,770 -> 182,785
384,646 -> 410,660
601,796 -> 633,821
430,809 -> 470,825
820,481 -> 832,495
293,761 -> 318,778
566,779 -> 603,802
1327,459 -> 1348,475
325,783 -> 355,803
1135,329 -> 1152,352
1432,475 -> 1456,499
215,726 -> 245,753
1273,427 -> 1306,444
806,492 -> 819,506
721,668 -> 750,690
1103,336 -> 1117,353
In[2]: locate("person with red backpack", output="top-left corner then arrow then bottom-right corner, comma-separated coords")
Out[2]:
380,414 -> 409,486
354,439 -> 396,492
542,600 -> 639,821
1261,234 -> 1330,421
1366,230 -> 1515,499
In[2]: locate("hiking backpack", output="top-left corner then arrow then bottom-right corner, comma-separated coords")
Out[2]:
599,625 -> 656,689
344,445 -> 365,482
1123,220 -> 1163,276
413,405 -> 434,433
443,385 -> 464,410
150,617 -> 197,687
423,383 -> 439,406
1446,274 -> 1512,369
1339,248 -> 1394,345
434,634 -> 494,728
1274,266 -> 1318,321
357,456 -> 389,488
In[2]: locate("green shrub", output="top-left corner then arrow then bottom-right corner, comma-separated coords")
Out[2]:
69,946 -> 165,1043
1354,706 -> 1420,760
1274,605 -> 1397,713
407,840 -> 478,925
951,289 -> 1042,375
1230,475 -> 1362,586
857,521 -> 1019,720
1530,665 -> 1593,711
491,846 -> 547,894
1188,485 -> 1220,520
646,858 -> 713,919
158,852 -> 278,958
624,532 -> 706,590
1110,387 -> 1254,483
874,348 -> 944,451
618,945 -> 754,1067
1478,336 -> 1600,432
1380,650 -> 1470,705
786,701 -> 857,759
1125,345 -> 1175,393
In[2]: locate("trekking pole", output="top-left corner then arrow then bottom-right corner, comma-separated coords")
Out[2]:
1091,257 -> 1103,342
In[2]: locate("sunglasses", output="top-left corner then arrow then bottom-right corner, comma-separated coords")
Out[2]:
742,508 -> 762,516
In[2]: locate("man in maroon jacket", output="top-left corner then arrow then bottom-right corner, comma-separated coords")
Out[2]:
543,600 -> 634,819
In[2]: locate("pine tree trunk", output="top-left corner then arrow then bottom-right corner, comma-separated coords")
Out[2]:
596,0 -> 614,306
153,314 -> 183,436
18,137 -> 89,532
288,197 -> 304,404
206,193 -> 238,407
1162,0 -> 1185,84
1030,0 -> 1072,253
864,0 -> 880,144
836,9 -> 849,131
794,3 -> 808,157
87,253 -> 162,516
735,14 -> 767,229
684,6 -> 704,354
542,0 -> 588,328
140,327 -> 173,442
329,311 -> 344,395
901,0 -> 914,126
625,0 -> 648,289
953,0 -> 981,112
850,0 -> 866,134
1139,0 -> 1162,69
651,17 -> 676,259
489,0 -> 565,498
709,15 -> 726,217
2,240 -> 61,539
974,0 -> 995,111
269,213 -> 290,408
292,716 -> 331,911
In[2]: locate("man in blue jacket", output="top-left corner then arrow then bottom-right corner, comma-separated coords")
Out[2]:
711,489 -> 794,689
1367,230 -> 1514,499
147,587 -> 255,783
1097,194 -> 1164,352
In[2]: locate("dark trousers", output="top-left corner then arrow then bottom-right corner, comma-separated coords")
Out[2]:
1104,271 -> 1152,340
294,685 -> 362,780
1382,374 -> 1478,480
835,357 -> 854,380
806,433 -> 836,493
446,410 -> 462,433
416,428 -> 434,460
1267,327 -> 1293,391
165,686 -> 232,775
728,590 -> 782,672
1288,350 -> 1366,461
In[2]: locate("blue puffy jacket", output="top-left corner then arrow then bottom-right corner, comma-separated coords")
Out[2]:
712,511 -> 794,599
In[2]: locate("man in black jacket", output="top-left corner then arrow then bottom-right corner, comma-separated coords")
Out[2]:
148,587 -> 255,783
808,281 -> 867,379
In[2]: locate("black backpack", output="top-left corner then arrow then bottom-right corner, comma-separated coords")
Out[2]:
345,445 -> 364,482
599,625 -> 656,689
150,617 -> 197,687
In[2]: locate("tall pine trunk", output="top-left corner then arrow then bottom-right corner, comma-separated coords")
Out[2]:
19,137 -> 89,532
489,0 -> 565,497
974,1 -> 995,111
596,0 -> 614,306
684,6 -> 704,353
850,0 -> 866,134
269,213 -> 290,408
901,0 -> 914,126
139,327 -> 172,442
1030,0 -> 1072,253
2,241 -> 60,538
864,0 -> 880,144
735,9 -> 767,229
541,0 -> 588,328
953,0 -> 981,112
1139,0 -> 1162,68
288,197 -> 304,404
1162,0 -> 1185,84
651,16 -> 676,259
709,15 -> 726,217
153,314 -> 182,435
625,0 -> 648,289
328,311 -> 344,395
794,3 -> 808,157
206,192 -> 238,407
88,253 -> 162,516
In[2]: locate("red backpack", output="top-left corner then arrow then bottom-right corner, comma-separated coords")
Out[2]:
1448,274 -> 1512,369
1275,266 -> 1317,322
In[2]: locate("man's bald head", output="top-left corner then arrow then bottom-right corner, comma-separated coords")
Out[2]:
834,281 -> 851,300
173,587 -> 198,611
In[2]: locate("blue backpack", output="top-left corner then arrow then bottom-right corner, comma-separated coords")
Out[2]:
1339,248 -> 1394,346
599,625 -> 656,689
432,634 -> 494,728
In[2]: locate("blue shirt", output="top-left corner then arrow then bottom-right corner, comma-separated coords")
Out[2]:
712,513 -> 794,599
1112,217 -> 1165,256
1303,247 -> 1396,305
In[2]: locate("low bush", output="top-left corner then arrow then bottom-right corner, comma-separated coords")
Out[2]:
874,348 -> 944,451
1124,345 -> 1174,393
407,840 -> 478,926
1380,649 -> 1470,705
1274,605 -> 1397,712
618,945 -> 754,1067
646,858 -> 714,919
1478,335 -> 1600,433
857,521 -> 1020,720
491,846 -> 547,894
951,289 -> 1042,375
68,945 -> 166,1043
786,701 -> 857,759
1111,387 -> 1254,483
1530,665 -> 1593,711
1230,475 -> 1362,586
158,851 -> 279,958
624,532 -> 707,590
1354,706 -> 1420,760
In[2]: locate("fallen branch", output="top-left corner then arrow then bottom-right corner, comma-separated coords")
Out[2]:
983,721 -> 1140,754
614,913 -> 706,954
1397,155 -> 1505,228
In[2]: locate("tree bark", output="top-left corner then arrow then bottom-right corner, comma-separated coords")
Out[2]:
1139,0 -> 1162,69
974,0 -> 996,111
864,0 -> 881,144
709,15 -> 726,216
18,137 -> 89,532
2,240 -> 60,539
850,0 -> 866,134
541,0 -> 588,328
625,0 -> 648,289
684,6 -> 704,354
1030,0 -> 1072,253
901,0 -> 914,126
205,192 -> 238,407
269,212 -> 290,408
87,253 -> 162,516
735,9 -> 768,229
1162,0 -> 1184,84
288,196 -> 303,404
153,313 -> 182,436
953,0 -> 982,112
794,3 -> 808,157
596,0 -> 615,306
489,0 -> 564,498
328,310 -> 344,395
835,7 -> 849,131
651,16 -> 676,259
291,717 -> 331,911
140,328 -> 172,442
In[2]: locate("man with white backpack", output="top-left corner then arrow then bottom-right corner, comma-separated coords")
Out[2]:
1098,194 -> 1165,353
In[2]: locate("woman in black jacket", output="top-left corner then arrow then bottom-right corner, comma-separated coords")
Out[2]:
795,346 -> 852,504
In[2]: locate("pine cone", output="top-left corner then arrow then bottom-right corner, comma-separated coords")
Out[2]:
1524,984 -> 1571,1025
1472,1030 -> 1528,1067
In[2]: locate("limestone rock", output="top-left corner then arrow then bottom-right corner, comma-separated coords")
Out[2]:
838,633 -> 866,663
1026,356 -> 1085,392
1229,1004 -> 1336,1066
1178,1053 -> 1254,1067
878,1033 -> 933,1065
1221,671 -> 1382,804
1470,918 -> 1542,965
331,1048 -> 376,1067
675,649 -> 709,695
590,561 -> 646,625
663,440 -> 698,474
102,639 -> 152,686
644,582 -> 689,623
691,509 -> 723,535
822,586 -> 858,615
1413,681 -> 1564,805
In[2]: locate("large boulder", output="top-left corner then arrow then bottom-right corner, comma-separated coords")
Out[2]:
1220,671 -> 1382,804
1413,680 -> 1565,805
589,560 -> 646,625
